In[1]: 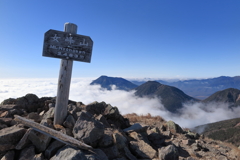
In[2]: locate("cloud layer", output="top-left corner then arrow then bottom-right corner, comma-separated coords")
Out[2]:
0,78 -> 240,129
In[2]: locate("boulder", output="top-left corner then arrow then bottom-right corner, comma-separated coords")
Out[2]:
0,125 -> 26,152
50,146 -> 87,160
0,118 -> 13,126
100,145 -> 120,159
147,132 -> 165,148
129,140 -> 157,159
44,140 -> 65,159
123,147 -> 138,160
98,129 -> 114,147
67,104 -> 81,120
0,98 -> 16,105
72,111 -> 104,146
27,112 -> 42,123
167,121 -> 183,133
19,145 -> 35,160
40,107 -> 54,128
16,127 -> 51,153
113,132 -> 128,150
123,123 -> 145,132
85,101 -> 108,115
84,149 -> 109,160
63,114 -> 75,129
16,94 -> 40,112
28,130 -> 52,152
158,144 -> 179,160
95,114 -> 111,128
1,150 -> 15,160
15,128 -> 32,150
185,130 -> 200,139
105,105 -> 130,129
85,101 -> 130,129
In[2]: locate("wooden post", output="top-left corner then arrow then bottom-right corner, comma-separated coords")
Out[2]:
54,23 -> 77,125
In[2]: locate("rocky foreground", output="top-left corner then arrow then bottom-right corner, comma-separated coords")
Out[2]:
0,94 -> 239,160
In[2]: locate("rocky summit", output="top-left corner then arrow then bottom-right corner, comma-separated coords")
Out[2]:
0,94 -> 239,160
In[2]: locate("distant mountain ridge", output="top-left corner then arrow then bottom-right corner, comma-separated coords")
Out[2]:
131,76 -> 240,99
90,75 -> 138,91
134,81 -> 198,113
203,88 -> 240,108
194,117 -> 240,147
90,76 -> 240,113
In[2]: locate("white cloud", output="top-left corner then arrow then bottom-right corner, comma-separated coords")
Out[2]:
0,78 -> 239,129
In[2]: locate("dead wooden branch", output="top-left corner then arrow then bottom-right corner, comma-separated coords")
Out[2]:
14,115 -> 93,150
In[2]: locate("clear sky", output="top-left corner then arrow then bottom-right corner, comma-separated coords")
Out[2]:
1,0 -> 240,79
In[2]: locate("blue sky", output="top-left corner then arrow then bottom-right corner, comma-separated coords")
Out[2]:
1,0 -> 240,79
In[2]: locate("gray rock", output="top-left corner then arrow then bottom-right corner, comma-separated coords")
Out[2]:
158,144 -> 179,160
63,114 -> 75,129
85,101 -> 108,115
19,145 -> 35,160
130,140 -> 157,159
123,123 -> 143,132
1,150 -> 15,160
167,121 -> 183,133
100,145 -> 120,159
40,107 -> 54,128
50,146 -> 87,160
73,111 -> 104,146
147,132 -> 165,148
123,147 -> 138,160
113,132 -> 128,150
98,129 -> 114,147
16,94 -> 40,112
185,131 -> 200,139
0,118 -> 12,126
129,131 -> 150,143
84,149 -> 109,160
85,101 -> 130,129
27,112 -> 42,123
8,109 -> 24,117
28,130 -> 51,152
15,128 -> 32,150
0,125 -> 26,152
44,140 -> 65,159
95,114 -> 111,128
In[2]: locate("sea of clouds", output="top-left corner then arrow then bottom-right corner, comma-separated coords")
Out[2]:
0,78 -> 240,129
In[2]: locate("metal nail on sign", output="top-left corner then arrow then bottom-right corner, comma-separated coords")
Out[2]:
43,29 -> 93,63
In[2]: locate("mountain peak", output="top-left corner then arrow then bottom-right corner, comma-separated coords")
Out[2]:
203,88 -> 240,107
90,76 -> 138,91
134,81 -> 197,113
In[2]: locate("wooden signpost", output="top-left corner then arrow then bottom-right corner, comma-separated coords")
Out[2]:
43,23 -> 93,125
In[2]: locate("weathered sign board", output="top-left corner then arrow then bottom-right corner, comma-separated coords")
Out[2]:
43,29 -> 93,63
